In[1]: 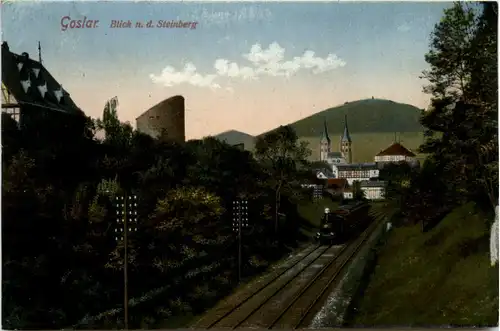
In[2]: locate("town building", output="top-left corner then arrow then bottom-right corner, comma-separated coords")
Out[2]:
360,180 -> 386,200
325,178 -> 348,197
136,95 -> 186,143
374,142 -> 419,167
1,41 -> 83,128
332,163 -> 380,185
316,113 -> 421,201
343,188 -> 353,200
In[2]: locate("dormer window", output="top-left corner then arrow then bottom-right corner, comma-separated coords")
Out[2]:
20,79 -> 31,93
32,68 -> 41,78
53,88 -> 63,103
38,83 -> 48,98
17,62 -> 24,71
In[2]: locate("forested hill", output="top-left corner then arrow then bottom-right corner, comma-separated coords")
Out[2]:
213,130 -> 255,146
275,99 -> 424,138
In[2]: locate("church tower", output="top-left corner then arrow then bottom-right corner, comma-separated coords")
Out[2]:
320,119 -> 331,161
340,114 -> 352,163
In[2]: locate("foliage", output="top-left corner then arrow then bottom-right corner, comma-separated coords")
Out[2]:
351,181 -> 366,201
2,96 -> 317,328
254,125 -> 312,232
389,2 -> 500,230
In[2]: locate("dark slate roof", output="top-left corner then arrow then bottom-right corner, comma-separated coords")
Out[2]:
340,114 -> 352,143
320,119 -> 331,143
327,151 -> 343,158
1,42 -> 83,115
315,168 -> 334,177
336,163 -> 378,171
376,142 -> 416,157
360,180 -> 386,188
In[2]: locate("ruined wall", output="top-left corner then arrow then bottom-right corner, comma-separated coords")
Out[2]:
136,95 -> 185,143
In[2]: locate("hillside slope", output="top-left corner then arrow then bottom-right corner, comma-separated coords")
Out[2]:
213,130 -> 255,148
214,99 -> 425,162
287,99 -> 424,137
346,203 -> 498,326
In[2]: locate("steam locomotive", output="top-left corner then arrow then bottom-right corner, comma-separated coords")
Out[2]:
315,201 -> 371,244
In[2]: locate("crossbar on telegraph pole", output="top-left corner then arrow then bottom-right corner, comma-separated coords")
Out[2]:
114,194 -> 138,330
313,185 -> 323,201
232,200 -> 249,283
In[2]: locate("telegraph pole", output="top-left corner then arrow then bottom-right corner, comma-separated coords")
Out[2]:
114,194 -> 138,330
313,184 -> 323,201
232,200 -> 249,283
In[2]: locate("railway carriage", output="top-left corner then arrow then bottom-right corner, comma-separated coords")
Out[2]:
316,201 -> 371,244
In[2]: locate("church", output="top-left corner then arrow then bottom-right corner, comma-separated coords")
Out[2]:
317,115 -> 419,200
319,115 -> 380,185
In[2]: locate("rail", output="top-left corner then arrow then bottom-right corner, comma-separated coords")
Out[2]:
193,209 -> 385,329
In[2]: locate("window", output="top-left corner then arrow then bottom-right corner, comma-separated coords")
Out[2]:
2,107 -> 20,125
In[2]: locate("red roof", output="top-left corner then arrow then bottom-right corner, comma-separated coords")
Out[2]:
376,142 -> 416,157
326,178 -> 347,189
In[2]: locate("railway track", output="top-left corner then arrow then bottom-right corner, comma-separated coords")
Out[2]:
191,210 -> 385,330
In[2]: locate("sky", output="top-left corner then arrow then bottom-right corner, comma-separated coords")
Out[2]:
2,1 -> 453,139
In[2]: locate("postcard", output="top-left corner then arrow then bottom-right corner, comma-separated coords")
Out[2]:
1,1 -> 498,330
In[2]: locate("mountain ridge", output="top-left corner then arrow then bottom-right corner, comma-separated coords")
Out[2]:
213,99 -> 425,162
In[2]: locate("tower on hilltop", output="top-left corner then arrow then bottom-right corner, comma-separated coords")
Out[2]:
320,118 -> 331,161
340,114 -> 352,164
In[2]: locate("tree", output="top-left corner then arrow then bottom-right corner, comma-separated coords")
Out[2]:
95,97 -> 133,149
254,126 -> 311,233
351,181 -> 365,201
419,2 -> 498,213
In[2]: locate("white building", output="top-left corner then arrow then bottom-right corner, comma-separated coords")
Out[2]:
332,163 -> 380,185
343,189 -> 353,200
360,180 -> 386,200
374,142 -> 418,167
325,151 -> 347,165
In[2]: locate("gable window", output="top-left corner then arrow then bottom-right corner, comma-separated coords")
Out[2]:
2,107 -> 21,126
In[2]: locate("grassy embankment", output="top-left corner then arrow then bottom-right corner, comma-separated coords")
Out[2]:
345,202 -> 499,327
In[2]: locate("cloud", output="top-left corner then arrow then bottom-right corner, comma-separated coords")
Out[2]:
244,43 -> 346,77
214,59 -> 256,80
190,6 -> 273,25
150,42 -> 346,90
397,24 -> 411,32
149,63 -> 220,90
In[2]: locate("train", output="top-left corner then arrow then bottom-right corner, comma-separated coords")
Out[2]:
315,201 -> 371,245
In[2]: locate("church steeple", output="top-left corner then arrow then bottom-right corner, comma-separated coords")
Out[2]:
321,118 -> 331,143
340,114 -> 353,163
320,118 -> 331,161
341,114 -> 352,143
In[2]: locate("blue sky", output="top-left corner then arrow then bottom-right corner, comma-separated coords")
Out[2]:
2,1 -> 452,138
